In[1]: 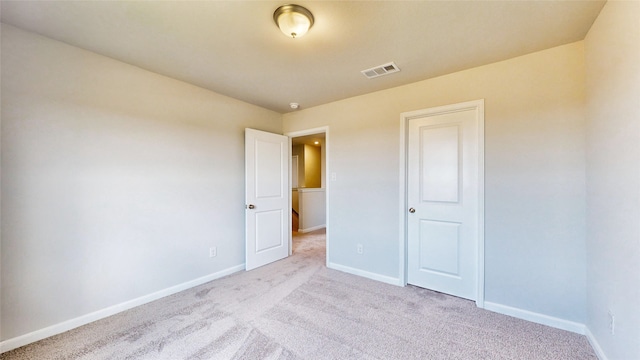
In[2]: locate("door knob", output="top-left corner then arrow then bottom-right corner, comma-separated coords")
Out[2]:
247,204 -> 256,209
409,207 -> 416,213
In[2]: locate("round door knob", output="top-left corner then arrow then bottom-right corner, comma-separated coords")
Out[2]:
247,204 -> 256,209
409,208 -> 416,213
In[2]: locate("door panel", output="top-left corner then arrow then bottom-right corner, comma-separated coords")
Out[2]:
420,125 -> 460,203
245,128 -> 289,271
407,107 -> 479,300
419,220 -> 461,276
255,140 -> 284,198
255,209 -> 284,252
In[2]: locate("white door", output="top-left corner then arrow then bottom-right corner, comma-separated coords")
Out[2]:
245,128 -> 290,271
406,103 -> 482,300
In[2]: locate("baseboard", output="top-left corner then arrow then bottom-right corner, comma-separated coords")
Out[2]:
0,264 -> 245,354
484,301 -> 586,334
298,224 -> 326,233
585,327 -> 608,360
327,262 -> 403,286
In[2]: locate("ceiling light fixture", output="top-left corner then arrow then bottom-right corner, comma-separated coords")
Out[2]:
273,4 -> 314,39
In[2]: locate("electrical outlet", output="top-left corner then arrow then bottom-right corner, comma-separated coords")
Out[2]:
356,243 -> 363,255
608,310 -> 615,335
209,247 -> 217,258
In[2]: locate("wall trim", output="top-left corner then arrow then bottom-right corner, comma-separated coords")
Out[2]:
328,262 -> 403,286
484,301 -> 586,335
299,224 -> 326,233
0,264 -> 245,354
585,327 -> 608,360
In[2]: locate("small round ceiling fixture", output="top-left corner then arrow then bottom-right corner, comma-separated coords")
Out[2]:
289,102 -> 300,109
273,4 -> 314,39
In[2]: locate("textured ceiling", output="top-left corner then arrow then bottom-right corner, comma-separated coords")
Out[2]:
1,1 -> 606,113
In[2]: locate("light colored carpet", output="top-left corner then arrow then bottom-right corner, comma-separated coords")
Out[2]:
2,230 -> 597,359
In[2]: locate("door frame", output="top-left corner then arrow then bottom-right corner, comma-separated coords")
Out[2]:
398,100 -> 485,307
285,126 -> 329,266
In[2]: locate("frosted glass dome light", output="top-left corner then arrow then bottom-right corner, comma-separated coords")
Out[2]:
273,4 -> 314,39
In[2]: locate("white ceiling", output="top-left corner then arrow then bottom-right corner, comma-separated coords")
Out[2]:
1,1 -> 605,114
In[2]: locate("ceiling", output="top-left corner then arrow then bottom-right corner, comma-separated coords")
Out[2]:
1,1 -> 605,114
292,133 -> 325,146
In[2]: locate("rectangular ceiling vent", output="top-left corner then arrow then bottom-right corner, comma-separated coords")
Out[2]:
361,62 -> 400,79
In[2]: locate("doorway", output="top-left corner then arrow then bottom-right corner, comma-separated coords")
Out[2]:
399,100 -> 484,306
286,127 -> 329,266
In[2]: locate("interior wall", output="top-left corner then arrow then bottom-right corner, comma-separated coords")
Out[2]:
584,1 -> 640,358
303,144 -> 321,188
292,144 -> 305,188
0,24 -> 282,341
283,42 -> 587,324
298,189 -> 326,232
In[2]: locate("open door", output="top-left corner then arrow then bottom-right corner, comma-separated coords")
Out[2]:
245,128 -> 290,271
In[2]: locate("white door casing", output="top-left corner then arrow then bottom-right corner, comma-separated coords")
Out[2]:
401,100 -> 484,304
245,128 -> 290,271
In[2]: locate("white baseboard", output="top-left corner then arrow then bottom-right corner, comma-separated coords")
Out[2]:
323,269 -> 587,337
298,224 -> 326,233
0,264 -> 245,354
585,327 -> 608,360
327,262 -> 403,286
484,301 -> 586,334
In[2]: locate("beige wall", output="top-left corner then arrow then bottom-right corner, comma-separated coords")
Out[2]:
292,144 -> 305,188
303,144 -> 322,188
585,1 -> 640,358
291,143 -> 321,188
298,188 -> 326,232
1,24 -> 282,341
283,42 -> 587,323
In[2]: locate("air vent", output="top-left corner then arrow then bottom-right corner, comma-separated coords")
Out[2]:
361,62 -> 400,79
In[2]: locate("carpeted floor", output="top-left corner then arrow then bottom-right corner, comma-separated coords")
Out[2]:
1,229 -> 597,359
